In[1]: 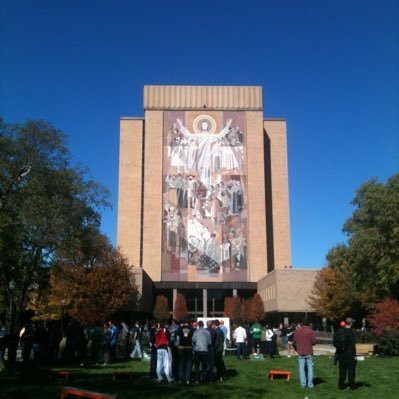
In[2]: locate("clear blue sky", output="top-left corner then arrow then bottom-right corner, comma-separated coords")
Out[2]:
1,0 -> 398,269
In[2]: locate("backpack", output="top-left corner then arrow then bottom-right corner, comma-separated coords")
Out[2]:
334,330 -> 349,352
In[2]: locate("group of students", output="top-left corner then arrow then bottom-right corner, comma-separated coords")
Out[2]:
148,319 -> 227,384
231,319 -> 279,359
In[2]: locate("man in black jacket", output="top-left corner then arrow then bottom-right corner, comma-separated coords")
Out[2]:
214,320 -> 227,381
177,320 -> 194,384
333,317 -> 357,390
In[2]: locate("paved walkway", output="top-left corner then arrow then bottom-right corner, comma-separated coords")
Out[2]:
279,344 -> 336,356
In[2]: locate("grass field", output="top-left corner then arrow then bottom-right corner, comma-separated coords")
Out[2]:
1,355 -> 398,399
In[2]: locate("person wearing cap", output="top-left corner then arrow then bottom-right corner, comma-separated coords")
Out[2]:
333,317 -> 357,390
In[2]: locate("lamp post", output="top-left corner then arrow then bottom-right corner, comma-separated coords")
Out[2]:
60,300 -> 65,335
8,280 -> 15,333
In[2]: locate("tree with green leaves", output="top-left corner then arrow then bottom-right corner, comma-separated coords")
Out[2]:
309,174 -> 399,319
0,118 -> 111,356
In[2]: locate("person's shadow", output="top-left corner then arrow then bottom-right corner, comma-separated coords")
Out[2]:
313,377 -> 326,386
353,382 -> 372,389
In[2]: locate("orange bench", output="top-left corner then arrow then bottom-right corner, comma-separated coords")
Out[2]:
60,386 -> 117,399
112,371 -> 134,381
50,371 -> 71,381
268,369 -> 291,381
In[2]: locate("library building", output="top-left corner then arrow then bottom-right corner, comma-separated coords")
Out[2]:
117,85 -> 317,325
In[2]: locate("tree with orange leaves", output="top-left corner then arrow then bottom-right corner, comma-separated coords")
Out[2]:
241,298 -> 252,321
223,297 -> 234,319
231,295 -> 242,322
153,295 -> 170,321
173,293 -> 188,322
250,293 -> 265,321
308,265 -> 352,321
29,232 -> 139,326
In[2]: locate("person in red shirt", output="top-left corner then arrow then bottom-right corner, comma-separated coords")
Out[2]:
154,322 -> 174,383
293,320 -> 316,388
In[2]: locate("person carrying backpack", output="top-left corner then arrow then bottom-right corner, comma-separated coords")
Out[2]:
333,321 -> 346,366
333,317 -> 357,391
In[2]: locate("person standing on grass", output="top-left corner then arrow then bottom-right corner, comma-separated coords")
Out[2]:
192,320 -> 211,383
148,321 -> 158,379
206,320 -> 216,381
250,318 -> 262,355
177,320 -> 194,384
214,320 -> 227,381
102,322 -> 111,365
333,317 -> 357,391
293,320 -> 316,389
265,325 -> 276,358
219,320 -> 228,355
233,321 -> 247,360
120,321 -> 130,359
286,323 -> 296,357
155,321 -> 174,384
130,321 -> 143,360
280,323 -> 288,350
108,321 -> 119,362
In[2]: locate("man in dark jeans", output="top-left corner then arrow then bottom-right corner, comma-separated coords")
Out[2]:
333,317 -> 357,390
206,320 -> 216,381
192,320 -> 211,383
177,320 -> 194,384
214,320 -> 227,381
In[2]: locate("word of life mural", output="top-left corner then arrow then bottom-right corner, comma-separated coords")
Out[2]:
162,111 -> 248,282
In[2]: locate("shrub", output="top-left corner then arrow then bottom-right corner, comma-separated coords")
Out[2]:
354,330 -> 377,343
377,329 -> 399,356
367,298 -> 399,336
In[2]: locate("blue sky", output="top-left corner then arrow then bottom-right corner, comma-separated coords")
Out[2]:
1,0 -> 398,268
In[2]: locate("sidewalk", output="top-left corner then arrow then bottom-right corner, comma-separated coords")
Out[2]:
279,344 -> 335,356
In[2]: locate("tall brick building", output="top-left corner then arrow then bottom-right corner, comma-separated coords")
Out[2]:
117,85 -> 317,324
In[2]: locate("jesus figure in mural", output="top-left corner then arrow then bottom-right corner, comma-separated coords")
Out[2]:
176,118 -> 232,187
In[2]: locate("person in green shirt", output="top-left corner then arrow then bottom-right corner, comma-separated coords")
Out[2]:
250,319 -> 262,355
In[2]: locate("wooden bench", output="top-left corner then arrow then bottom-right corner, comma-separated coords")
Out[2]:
50,371 -> 71,381
268,369 -> 291,381
60,386 -> 117,399
356,343 -> 376,356
112,371 -> 134,381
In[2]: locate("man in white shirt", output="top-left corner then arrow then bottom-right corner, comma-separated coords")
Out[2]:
233,322 -> 247,360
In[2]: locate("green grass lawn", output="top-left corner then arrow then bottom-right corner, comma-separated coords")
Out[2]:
1,355 -> 398,399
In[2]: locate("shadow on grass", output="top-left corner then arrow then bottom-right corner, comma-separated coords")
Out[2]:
356,381 -> 372,388
226,368 -> 239,378
313,377 -> 326,386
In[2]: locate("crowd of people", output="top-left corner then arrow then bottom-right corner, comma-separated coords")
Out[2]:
1,316 -> 358,390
